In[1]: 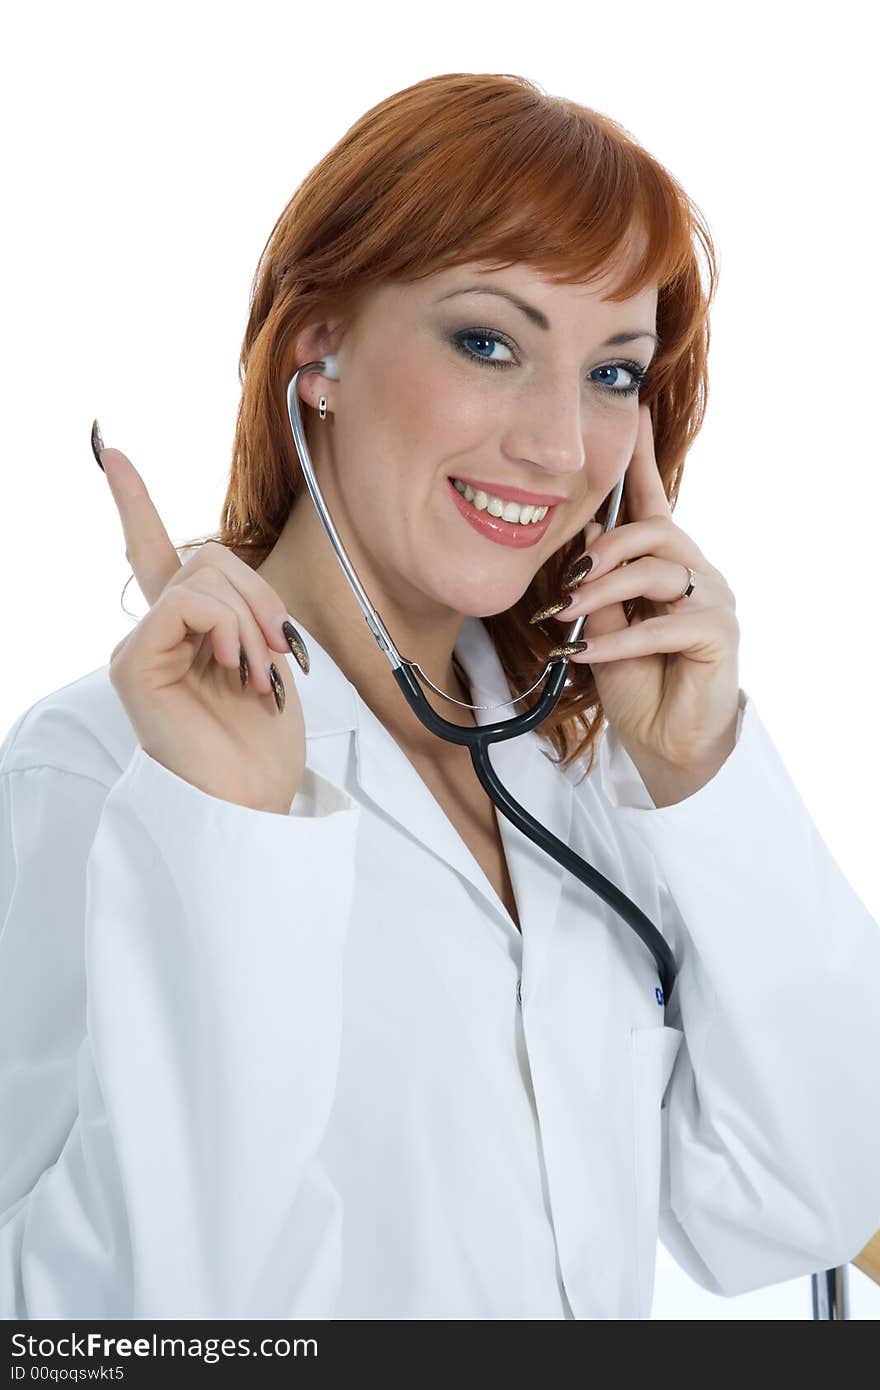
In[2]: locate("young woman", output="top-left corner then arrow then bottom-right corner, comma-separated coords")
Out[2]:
2,72 -> 878,1321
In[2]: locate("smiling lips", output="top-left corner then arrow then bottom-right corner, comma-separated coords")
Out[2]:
447,477 -> 557,548
452,478 -> 550,525
450,474 -> 566,508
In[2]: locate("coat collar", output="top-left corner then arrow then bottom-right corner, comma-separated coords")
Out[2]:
286,612 -> 575,977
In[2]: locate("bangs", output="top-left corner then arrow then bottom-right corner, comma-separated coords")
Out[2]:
346,77 -> 698,304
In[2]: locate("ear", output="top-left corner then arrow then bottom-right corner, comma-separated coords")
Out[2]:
293,317 -> 346,410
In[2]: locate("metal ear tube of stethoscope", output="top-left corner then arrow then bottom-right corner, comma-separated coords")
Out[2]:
285,359 -> 678,1013
286,362 -> 403,671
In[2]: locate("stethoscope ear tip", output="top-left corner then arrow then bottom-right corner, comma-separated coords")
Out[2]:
322,354 -> 340,381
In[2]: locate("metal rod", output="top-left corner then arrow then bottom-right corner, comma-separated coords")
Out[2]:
811,1266 -> 849,1319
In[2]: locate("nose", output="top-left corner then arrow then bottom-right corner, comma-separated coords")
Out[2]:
503,378 -> 587,478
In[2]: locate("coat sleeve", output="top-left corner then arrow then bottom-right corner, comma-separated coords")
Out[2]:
598,687 -> 880,1297
0,736 -> 361,1319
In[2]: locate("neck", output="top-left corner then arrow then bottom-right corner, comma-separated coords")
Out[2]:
256,491 -> 479,755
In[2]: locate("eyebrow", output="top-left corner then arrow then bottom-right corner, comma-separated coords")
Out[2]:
437,284 -> 660,349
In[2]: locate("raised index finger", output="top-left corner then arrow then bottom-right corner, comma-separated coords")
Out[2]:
98,445 -> 182,606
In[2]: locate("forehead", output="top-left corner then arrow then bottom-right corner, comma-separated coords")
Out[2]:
434,259 -> 656,311
430,222 -> 654,306
367,250 -> 657,327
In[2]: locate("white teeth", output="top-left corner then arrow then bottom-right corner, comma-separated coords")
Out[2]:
452,478 -> 548,524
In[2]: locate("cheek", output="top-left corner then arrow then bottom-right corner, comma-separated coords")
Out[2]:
586,411 -> 637,465
347,350 -> 458,515
365,346 -> 440,447
586,415 -> 638,510
368,346 -> 491,457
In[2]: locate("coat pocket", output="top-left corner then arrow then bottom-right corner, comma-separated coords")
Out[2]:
629,1024 -> 684,1317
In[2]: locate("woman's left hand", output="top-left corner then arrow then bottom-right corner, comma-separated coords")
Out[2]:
548,403 -> 741,777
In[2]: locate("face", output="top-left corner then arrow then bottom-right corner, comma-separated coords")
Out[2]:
304,257 -> 659,624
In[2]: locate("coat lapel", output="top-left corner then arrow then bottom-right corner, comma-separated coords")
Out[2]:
288,613 -> 574,980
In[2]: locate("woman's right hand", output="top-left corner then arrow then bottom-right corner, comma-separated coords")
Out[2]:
98,440 -> 310,815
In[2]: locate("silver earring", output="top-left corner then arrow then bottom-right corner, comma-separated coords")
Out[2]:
319,395 -> 327,420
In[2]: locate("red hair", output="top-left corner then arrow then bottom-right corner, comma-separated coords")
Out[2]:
177,72 -> 718,782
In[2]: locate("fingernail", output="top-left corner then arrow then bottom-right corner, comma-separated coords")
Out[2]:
547,640 -> 589,658
282,619 -> 310,675
529,595 -> 573,625
239,645 -> 249,689
91,418 -> 106,473
560,556 -> 594,591
268,662 -> 286,712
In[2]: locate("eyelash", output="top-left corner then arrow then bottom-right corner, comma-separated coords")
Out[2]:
449,327 -> 650,397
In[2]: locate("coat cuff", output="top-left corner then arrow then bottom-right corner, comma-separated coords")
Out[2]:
128,743 -> 356,820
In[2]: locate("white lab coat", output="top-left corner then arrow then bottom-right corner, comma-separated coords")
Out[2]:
1,613 -> 878,1320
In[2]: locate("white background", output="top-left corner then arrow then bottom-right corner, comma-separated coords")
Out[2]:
2,0 -> 877,1318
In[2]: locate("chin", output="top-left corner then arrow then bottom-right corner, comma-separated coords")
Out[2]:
440,579 -> 538,623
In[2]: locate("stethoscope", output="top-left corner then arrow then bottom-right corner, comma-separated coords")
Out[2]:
286,359 -> 678,1017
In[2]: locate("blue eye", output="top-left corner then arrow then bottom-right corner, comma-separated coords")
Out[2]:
450,328 -> 649,398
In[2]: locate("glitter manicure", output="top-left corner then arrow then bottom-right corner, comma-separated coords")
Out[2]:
268,663 -> 286,712
282,620 -> 310,675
